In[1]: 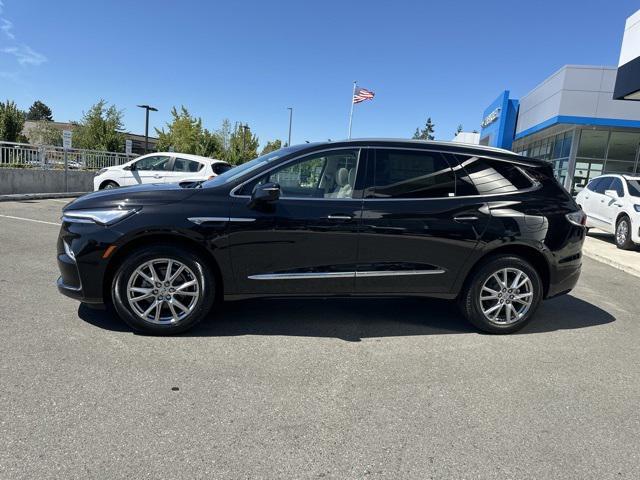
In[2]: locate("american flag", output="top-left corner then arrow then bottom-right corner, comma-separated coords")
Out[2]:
353,86 -> 375,104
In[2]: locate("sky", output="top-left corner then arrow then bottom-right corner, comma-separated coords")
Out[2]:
0,0 -> 638,148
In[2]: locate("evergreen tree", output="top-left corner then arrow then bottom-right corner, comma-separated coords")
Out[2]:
26,100 -> 53,121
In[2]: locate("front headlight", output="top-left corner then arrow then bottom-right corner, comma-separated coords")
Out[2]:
95,168 -> 108,176
62,208 -> 138,225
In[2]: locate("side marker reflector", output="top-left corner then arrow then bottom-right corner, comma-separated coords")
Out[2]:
102,245 -> 117,259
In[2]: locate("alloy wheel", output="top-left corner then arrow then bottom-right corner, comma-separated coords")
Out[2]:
126,258 -> 200,324
479,268 -> 534,325
616,219 -> 629,246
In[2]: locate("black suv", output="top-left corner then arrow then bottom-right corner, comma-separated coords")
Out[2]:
57,140 -> 585,335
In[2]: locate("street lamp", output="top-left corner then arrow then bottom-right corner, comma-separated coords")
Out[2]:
241,124 -> 249,161
287,107 -> 293,147
137,104 -> 158,153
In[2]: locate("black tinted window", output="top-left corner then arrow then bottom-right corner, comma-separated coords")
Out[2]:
594,177 -> 613,194
627,179 -> 640,197
135,155 -> 171,171
609,178 -> 624,197
371,149 -> 456,199
456,156 -> 533,195
212,163 -> 231,175
586,178 -> 601,192
173,158 -> 203,172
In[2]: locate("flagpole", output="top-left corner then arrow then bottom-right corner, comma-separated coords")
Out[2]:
348,81 -> 357,139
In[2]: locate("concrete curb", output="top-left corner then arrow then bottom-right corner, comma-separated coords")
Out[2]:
0,192 -> 87,202
582,237 -> 640,279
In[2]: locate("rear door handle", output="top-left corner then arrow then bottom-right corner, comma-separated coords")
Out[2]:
327,214 -> 353,221
453,216 -> 479,222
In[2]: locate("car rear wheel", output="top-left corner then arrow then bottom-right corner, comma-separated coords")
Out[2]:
459,255 -> 543,334
101,181 -> 119,190
112,245 -> 215,334
615,216 -> 635,250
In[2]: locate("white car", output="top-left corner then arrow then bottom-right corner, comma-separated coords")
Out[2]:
93,152 -> 231,191
575,174 -> 640,250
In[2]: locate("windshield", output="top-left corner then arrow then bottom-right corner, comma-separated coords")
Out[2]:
202,146 -> 306,188
626,179 -> 640,197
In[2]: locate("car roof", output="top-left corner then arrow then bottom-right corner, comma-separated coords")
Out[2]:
146,152 -> 228,164
289,139 -> 545,166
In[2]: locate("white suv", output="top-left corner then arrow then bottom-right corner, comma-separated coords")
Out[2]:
93,152 -> 231,191
575,174 -> 640,250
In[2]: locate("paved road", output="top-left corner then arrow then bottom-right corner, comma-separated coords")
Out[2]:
1,199 -> 639,479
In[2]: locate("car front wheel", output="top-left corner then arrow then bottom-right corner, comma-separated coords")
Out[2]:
459,255 -> 543,334
101,181 -> 119,190
112,245 -> 215,334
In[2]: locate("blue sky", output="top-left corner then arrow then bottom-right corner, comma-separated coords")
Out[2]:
0,0 -> 638,147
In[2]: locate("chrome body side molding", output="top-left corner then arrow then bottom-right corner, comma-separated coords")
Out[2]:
248,270 -> 445,280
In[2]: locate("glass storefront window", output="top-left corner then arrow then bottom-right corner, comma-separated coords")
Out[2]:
604,160 -> 635,174
607,131 -> 640,162
577,130 -> 608,158
552,135 -> 563,159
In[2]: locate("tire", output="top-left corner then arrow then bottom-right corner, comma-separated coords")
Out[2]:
459,255 -> 543,334
615,216 -> 635,250
111,245 -> 215,334
101,181 -> 119,190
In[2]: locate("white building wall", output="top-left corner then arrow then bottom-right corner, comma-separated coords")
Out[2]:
515,65 -> 640,136
619,9 -> 640,67
451,131 -> 480,144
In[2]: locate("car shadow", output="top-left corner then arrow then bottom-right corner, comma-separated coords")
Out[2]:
78,294 -> 615,341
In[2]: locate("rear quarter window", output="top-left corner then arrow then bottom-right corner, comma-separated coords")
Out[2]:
455,156 -> 534,195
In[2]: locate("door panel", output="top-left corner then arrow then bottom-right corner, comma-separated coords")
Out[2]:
163,157 -> 206,184
356,149 -> 489,294
226,148 -> 365,295
357,198 -> 488,294
123,155 -> 172,186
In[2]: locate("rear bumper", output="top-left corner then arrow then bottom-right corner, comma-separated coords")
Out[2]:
546,258 -> 582,299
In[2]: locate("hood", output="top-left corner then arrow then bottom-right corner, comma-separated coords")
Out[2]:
64,183 -> 198,211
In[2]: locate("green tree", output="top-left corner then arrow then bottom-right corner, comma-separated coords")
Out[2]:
26,120 -> 61,146
412,117 -> 436,140
72,100 -> 125,151
26,100 -> 53,121
156,106 -> 223,158
260,139 -> 282,156
0,100 -> 26,142
227,122 -> 259,164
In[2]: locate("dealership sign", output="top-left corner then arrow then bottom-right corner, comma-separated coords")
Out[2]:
481,107 -> 501,128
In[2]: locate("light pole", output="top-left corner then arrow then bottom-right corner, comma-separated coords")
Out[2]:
137,104 -> 158,153
287,107 -> 293,147
241,124 -> 249,161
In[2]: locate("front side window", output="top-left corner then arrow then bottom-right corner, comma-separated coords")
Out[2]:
134,155 -> 171,171
173,158 -> 203,173
594,177 -> 613,194
455,156 -> 534,195
370,149 -> 457,199
240,149 -> 360,199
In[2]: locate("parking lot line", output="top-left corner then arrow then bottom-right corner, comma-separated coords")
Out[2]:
0,214 -> 61,226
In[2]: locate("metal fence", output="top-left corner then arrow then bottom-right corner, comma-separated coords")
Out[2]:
0,141 -> 137,170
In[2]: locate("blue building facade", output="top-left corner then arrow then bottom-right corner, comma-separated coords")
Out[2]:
479,91 -> 519,150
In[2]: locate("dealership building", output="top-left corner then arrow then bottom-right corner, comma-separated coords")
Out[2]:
478,9 -> 640,193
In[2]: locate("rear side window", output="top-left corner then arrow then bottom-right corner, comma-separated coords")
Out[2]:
369,149 -> 457,199
455,156 -> 534,195
627,179 -> 640,197
173,158 -> 203,172
609,178 -> 625,197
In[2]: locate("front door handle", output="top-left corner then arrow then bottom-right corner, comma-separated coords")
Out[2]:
453,216 -> 479,222
327,214 -> 353,221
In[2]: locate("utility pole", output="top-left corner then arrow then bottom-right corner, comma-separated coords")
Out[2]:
287,107 -> 293,147
137,104 -> 158,153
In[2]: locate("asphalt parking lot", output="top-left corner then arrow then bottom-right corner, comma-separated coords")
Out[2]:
1,199 -> 639,479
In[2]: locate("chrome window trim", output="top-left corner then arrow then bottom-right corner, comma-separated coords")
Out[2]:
188,217 -> 256,225
230,145 -> 541,202
230,147 -> 364,199
248,270 -> 445,280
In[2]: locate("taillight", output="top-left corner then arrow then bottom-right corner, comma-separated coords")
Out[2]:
566,210 -> 587,227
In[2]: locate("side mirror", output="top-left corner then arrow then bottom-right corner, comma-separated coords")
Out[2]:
124,163 -> 136,171
604,189 -> 618,199
249,182 -> 280,207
